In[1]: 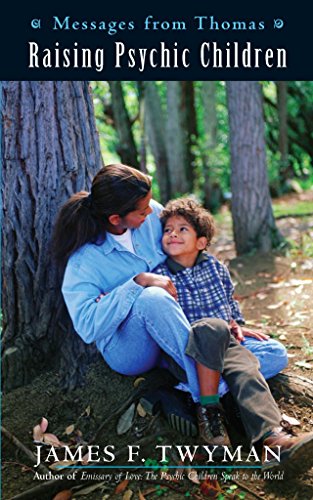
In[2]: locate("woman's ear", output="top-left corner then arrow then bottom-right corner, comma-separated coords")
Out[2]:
108,214 -> 122,226
196,236 -> 208,251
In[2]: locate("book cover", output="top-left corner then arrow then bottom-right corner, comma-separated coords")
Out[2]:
1,2 -> 313,499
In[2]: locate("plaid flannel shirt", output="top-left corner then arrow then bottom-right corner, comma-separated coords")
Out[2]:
153,252 -> 244,325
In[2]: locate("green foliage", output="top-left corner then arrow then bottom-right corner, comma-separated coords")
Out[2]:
263,81 -> 313,195
91,81 -> 313,207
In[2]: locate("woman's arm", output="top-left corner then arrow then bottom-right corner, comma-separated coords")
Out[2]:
62,266 -> 144,347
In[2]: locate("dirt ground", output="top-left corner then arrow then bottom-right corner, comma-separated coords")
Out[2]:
2,192 -> 313,500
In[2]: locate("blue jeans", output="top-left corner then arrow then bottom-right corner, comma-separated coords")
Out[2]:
103,287 -> 288,403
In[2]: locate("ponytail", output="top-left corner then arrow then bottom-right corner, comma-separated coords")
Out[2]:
53,191 -> 106,267
53,164 -> 152,267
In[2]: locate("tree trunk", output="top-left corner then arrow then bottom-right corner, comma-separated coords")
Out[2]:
182,81 -> 197,191
268,372 -> 313,407
166,82 -> 189,196
1,81 -> 103,392
108,81 -> 139,169
200,81 -> 223,212
137,82 -> 147,174
226,81 -> 282,255
277,81 -> 291,185
143,82 -> 171,204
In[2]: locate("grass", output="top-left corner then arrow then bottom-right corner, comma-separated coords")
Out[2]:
301,334 -> 313,356
272,199 -> 313,218
285,232 -> 313,259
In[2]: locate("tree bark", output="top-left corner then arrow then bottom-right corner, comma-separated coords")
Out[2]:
182,81 -> 197,191
226,81 -> 282,255
137,82 -> 148,174
143,81 -> 171,203
200,81 -> 223,212
1,81 -> 103,392
166,81 -> 189,196
108,81 -> 139,169
277,81 -> 290,184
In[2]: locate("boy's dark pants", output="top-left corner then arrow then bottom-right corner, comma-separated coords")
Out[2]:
166,318 -> 282,443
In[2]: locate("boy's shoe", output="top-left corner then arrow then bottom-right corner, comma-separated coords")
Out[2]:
262,426 -> 313,476
197,404 -> 231,446
140,387 -> 198,437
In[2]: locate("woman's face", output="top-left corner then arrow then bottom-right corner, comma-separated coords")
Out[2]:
117,190 -> 153,231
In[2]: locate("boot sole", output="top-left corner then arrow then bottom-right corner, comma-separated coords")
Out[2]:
167,413 -> 198,437
263,433 -> 313,477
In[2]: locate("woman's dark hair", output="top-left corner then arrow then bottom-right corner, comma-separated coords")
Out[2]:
53,164 -> 152,266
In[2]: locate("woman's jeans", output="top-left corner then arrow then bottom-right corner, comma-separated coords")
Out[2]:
103,287 -> 288,442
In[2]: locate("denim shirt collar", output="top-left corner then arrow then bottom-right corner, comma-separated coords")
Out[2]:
100,231 -> 134,255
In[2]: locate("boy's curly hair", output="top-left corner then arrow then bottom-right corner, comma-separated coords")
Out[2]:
160,197 -> 215,246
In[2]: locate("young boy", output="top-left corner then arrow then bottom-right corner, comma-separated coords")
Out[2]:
153,197 -> 313,473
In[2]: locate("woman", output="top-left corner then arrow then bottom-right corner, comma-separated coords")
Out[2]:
53,164 -> 313,472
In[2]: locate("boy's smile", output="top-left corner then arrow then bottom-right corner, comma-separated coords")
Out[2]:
162,215 -> 207,268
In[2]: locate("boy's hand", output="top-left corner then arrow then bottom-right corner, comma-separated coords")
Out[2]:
230,319 -> 244,342
230,319 -> 269,342
134,272 -> 178,300
241,327 -> 270,341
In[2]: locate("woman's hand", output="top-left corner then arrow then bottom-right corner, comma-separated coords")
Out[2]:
134,272 -> 178,300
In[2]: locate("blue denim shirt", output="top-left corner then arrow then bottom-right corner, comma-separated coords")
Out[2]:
62,199 -> 166,354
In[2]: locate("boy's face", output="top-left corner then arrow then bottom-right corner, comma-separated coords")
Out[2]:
162,215 -> 207,260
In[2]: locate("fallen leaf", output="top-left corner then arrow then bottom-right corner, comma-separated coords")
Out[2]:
200,478 -> 222,496
281,414 -> 300,426
43,432 -> 63,447
267,300 -> 288,310
278,334 -> 287,341
33,424 -> 44,442
117,404 -> 135,435
186,467 -> 200,484
141,487 -> 158,495
40,417 -> 49,433
138,489 -> 146,500
81,453 -> 89,465
295,361 -> 312,369
52,490 -> 73,500
256,293 -> 268,300
65,424 -> 75,435
289,279 -> 312,286
115,479 -> 129,494
137,402 -> 147,418
123,489 -> 134,500
271,276 -> 285,284
32,418 -> 47,441
134,377 -> 146,388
